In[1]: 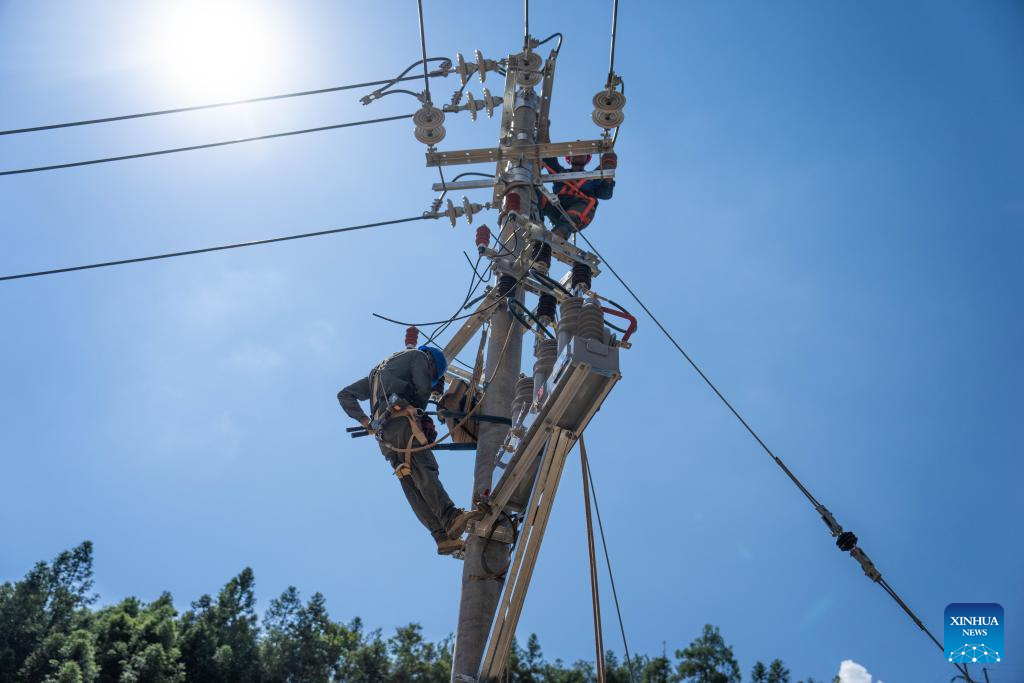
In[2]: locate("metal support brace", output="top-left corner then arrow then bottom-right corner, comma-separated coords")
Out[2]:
431,169 -> 615,192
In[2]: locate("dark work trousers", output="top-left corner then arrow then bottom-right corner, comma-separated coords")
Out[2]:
377,416 -> 458,541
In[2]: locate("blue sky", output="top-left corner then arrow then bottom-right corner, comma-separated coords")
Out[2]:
2,1 -> 1022,681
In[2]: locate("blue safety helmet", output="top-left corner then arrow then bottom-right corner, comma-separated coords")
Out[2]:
418,345 -> 448,382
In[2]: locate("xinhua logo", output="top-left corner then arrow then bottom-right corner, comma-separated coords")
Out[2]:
945,603 -> 1003,664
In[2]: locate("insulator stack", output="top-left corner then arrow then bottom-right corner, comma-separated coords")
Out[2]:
571,262 -> 592,291
578,302 -> 607,343
530,241 -> 552,272
557,297 -> 583,355
405,326 -> 420,349
532,338 -> 558,403
535,293 -> 557,324
496,274 -> 518,298
511,374 -> 535,425
475,225 -> 491,253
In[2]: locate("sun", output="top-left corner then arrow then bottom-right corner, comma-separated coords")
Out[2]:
148,1 -> 287,101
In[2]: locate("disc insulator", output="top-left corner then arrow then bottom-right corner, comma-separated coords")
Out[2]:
592,89 -> 626,113
592,109 -> 625,129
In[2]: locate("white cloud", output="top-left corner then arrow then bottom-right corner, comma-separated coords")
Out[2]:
837,660 -> 882,683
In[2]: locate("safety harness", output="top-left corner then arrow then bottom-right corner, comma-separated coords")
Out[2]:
540,160 -> 599,229
368,357 -> 429,479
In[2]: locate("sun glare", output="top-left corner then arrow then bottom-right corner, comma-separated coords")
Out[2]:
149,1 -> 286,101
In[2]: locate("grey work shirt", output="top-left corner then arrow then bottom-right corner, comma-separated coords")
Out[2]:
337,349 -> 435,423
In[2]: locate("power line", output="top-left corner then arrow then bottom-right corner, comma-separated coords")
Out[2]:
575,230 -> 971,682
0,216 -> 426,282
415,0 -> 432,102
0,114 -> 412,176
0,64 -> 449,136
607,0 -> 620,87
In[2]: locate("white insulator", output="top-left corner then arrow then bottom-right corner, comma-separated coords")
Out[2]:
475,49 -> 487,83
592,89 -> 626,113
413,105 -> 445,130
462,197 -> 475,224
415,125 -> 446,145
482,88 -> 497,118
455,52 -> 473,86
516,70 -> 543,87
592,109 -> 624,129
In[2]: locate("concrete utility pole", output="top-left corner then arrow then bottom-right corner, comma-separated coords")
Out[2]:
451,52 -> 539,682
411,30 -> 623,683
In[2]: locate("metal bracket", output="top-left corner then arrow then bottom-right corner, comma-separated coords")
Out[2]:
431,168 -> 615,193
465,519 -> 516,544
425,139 -> 613,168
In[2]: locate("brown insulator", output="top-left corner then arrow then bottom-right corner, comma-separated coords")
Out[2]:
504,192 -> 521,213
571,262 -> 592,290
496,274 -> 518,298
531,241 -> 552,272
557,296 -> 583,355
405,326 -> 420,348
536,293 -> 557,324
578,301 -> 607,341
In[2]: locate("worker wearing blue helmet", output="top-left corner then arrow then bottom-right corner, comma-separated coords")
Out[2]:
338,345 -> 477,556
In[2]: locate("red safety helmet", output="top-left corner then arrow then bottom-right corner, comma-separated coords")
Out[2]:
565,154 -> 592,166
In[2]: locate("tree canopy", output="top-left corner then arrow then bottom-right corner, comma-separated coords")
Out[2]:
0,543 -> 840,682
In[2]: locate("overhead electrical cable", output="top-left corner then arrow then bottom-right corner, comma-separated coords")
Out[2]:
0,216 -> 426,282
574,229 -> 971,681
607,0 -> 620,87
415,0 -> 432,102
0,114 -> 413,176
0,62 -> 450,136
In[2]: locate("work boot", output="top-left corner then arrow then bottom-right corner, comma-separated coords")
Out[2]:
436,538 -> 464,556
446,508 -> 483,539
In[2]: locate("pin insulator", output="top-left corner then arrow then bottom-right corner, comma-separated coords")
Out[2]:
405,326 -> 420,348
475,225 -> 491,252
504,193 -> 521,213
571,262 -> 592,290
496,274 -> 518,298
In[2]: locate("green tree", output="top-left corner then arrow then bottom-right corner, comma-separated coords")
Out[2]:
260,587 -> 349,681
333,618 -> 391,683
673,624 -> 741,683
385,623 -> 450,682
631,649 -> 673,683
766,659 -> 790,683
177,568 -> 260,682
0,541 -> 97,682
506,634 -> 547,683
92,593 -> 184,683
752,661 -> 769,683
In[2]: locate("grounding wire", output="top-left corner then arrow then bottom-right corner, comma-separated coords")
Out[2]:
0,216 -> 427,282
1,114 -> 413,176
0,62 -> 449,136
